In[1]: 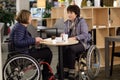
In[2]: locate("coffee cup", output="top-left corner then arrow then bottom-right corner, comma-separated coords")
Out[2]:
63,34 -> 68,42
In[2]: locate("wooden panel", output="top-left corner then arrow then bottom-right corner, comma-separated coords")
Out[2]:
81,8 -> 93,30
109,27 -> 116,36
51,7 -> 65,19
99,48 -> 105,67
45,18 -> 57,28
31,19 -> 38,27
81,8 -> 93,18
85,19 -> 92,30
110,7 -> 120,27
96,28 -> 109,48
37,0 -> 46,8
93,8 -> 109,28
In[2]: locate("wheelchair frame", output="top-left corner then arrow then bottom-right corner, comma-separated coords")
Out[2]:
3,29 -> 100,80
75,29 -> 100,80
3,37 -> 55,80
3,53 -> 55,80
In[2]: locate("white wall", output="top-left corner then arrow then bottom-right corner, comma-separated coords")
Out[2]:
16,0 -> 30,14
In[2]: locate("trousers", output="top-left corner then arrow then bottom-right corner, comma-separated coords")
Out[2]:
63,42 -> 85,69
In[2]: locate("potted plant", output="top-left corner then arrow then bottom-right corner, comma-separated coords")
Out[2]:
0,9 -> 15,35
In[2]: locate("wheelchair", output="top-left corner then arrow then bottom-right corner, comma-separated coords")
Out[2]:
3,40 -> 55,80
75,30 -> 100,80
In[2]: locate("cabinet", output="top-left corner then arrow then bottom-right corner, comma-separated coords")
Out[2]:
80,7 -> 120,48
81,7 -> 120,66
81,7 -> 109,48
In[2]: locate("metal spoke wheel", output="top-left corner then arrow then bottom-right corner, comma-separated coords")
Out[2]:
87,45 -> 100,79
3,54 -> 41,80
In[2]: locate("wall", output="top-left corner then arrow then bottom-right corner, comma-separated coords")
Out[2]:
16,0 -> 30,14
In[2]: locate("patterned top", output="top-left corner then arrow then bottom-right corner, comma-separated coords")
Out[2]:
64,17 -> 90,49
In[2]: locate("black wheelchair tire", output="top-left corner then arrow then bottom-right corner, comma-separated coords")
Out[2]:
3,54 -> 41,80
87,45 -> 100,79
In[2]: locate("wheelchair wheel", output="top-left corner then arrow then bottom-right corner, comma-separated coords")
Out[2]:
76,54 -> 90,80
79,72 -> 90,80
87,45 -> 100,79
3,54 -> 41,80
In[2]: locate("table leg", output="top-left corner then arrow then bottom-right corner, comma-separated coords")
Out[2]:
105,38 -> 110,77
58,46 -> 64,80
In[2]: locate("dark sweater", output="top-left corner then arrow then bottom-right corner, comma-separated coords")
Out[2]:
9,23 -> 35,53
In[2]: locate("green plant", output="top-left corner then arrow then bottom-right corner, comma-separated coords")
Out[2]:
0,9 -> 15,26
42,0 -> 52,18
0,9 -> 15,35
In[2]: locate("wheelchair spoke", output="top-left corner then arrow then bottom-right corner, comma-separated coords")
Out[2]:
87,45 -> 100,79
3,54 -> 41,80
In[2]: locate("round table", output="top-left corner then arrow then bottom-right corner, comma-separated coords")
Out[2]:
41,38 -> 79,80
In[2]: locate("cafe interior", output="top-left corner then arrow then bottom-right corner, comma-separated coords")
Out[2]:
1,0 -> 120,80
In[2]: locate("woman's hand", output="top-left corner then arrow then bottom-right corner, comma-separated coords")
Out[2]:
35,37 -> 43,45
60,33 -> 65,37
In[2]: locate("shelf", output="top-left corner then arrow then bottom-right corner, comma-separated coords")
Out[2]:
97,26 -> 107,29
110,8 -> 120,27
96,28 -> 109,48
51,7 -> 67,19
81,8 -> 92,18
109,28 -> 116,36
93,8 -> 109,27
85,19 -> 92,30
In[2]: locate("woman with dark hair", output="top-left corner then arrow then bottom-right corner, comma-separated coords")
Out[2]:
56,5 -> 89,80
9,9 -> 52,80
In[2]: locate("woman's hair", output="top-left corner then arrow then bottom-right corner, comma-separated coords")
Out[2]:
67,5 -> 80,17
16,10 -> 31,24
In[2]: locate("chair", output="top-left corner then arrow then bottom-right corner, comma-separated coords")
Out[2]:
45,18 -> 65,37
27,24 -> 40,38
3,39 -> 55,80
110,27 -> 120,76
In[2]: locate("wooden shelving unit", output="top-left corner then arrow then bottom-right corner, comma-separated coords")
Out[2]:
81,7 -> 120,66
